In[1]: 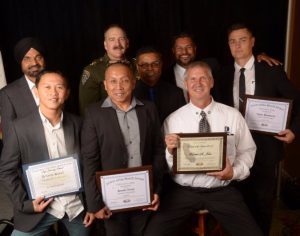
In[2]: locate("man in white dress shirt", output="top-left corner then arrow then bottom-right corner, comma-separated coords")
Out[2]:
144,61 -> 263,236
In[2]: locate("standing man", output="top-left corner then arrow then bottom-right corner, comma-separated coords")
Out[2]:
219,23 -> 300,235
134,46 -> 185,124
0,37 -> 45,141
164,33 -> 280,102
0,70 -> 94,235
144,61 -> 263,236
79,24 -> 134,115
81,62 -> 166,236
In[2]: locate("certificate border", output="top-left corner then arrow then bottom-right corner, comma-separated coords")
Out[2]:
243,95 -> 293,135
95,165 -> 153,213
22,154 -> 84,200
173,132 -> 227,174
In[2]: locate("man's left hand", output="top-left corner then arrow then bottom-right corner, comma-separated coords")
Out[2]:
206,158 -> 233,180
142,194 -> 160,211
275,129 -> 295,144
83,212 -> 95,227
257,53 -> 282,66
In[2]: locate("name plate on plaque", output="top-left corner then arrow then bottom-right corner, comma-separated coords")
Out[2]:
173,133 -> 226,174
96,166 -> 153,212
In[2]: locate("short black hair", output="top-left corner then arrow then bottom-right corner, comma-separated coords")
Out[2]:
172,32 -> 196,48
227,23 -> 254,37
35,69 -> 69,88
105,62 -> 134,78
135,46 -> 162,60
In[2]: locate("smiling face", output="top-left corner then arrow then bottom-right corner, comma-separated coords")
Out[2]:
36,72 -> 69,112
136,52 -> 162,86
104,26 -> 129,61
184,65 -> 214,108
21,48 -> 45,82
228,28 -> 255,66
104,64 -> 135,110
173,37 -> 197,68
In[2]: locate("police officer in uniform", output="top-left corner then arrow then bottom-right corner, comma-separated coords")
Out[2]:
79,25 -> 133,115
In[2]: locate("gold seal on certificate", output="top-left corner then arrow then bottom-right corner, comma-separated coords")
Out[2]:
22,155 -> 83,199
244,95 -> 292,135
174,133 -> 227,173
96,166 -> 153,213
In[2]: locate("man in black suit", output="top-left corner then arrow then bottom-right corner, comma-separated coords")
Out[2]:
163,33 -> 280,103
0,70 -> 94,235
134,47 -> 185,124
219,23 -> 300,235
0,37 -> 45,142
81,62 -> 166,236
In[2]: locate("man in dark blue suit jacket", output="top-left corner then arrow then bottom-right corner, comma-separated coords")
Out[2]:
219,23 -> 300,235
81,62 -> 166,236
134,46 -> 186,124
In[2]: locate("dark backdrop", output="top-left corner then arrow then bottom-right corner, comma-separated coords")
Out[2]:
0,0 -> 288,114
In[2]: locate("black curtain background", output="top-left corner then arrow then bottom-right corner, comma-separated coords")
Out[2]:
0,0 -> 288,114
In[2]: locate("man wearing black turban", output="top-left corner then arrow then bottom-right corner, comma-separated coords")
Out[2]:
0,37 -> 46,142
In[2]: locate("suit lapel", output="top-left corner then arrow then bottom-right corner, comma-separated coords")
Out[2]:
31,111 -> 50,161
18,77 -> 37,111
136,105 -> 146,157
254,61 -> 263,96
62,113 -> 76,155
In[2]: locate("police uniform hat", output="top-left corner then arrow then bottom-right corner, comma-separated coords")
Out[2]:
14,37 -> 45,64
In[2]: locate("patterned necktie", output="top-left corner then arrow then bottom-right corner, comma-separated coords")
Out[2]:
199,111 -> 210,133
239,68 -> 246,112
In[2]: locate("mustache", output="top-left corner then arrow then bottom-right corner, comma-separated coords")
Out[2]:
113,46 -> 124,50
28,64 -> 41,70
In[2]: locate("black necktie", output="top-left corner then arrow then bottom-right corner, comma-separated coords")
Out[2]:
199,111 -> 210,133
239,68 -> 246,111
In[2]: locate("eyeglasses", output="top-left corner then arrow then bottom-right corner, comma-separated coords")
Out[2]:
137,61 -> 161,69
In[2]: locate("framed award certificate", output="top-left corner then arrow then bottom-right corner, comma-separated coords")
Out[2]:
173,133 -> 227,174
22,155 -> 83,199
244,95 -> 292,135
96,166 -> 153,212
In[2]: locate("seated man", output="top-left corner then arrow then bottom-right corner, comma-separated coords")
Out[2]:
0,70 -> 94,236
144,61 -> 263,236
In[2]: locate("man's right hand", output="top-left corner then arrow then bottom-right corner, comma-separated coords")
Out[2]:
94,206 -> 112,220
33,196 -> 53,213
165,134 -> 179,155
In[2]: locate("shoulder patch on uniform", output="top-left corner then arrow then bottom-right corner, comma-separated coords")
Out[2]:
81,70 -> 90,85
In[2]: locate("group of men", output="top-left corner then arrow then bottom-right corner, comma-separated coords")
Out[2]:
0,23 -> 299,236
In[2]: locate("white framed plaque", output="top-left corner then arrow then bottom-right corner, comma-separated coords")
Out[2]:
22,155 -> 83,200
96,166 -> 153,213
244,95 -> 292,135
173,133 -> 227,174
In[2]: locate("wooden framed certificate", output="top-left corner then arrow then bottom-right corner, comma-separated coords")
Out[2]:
22,155 -> 83,200
96,166 -> 153,213
173,133 -> 227,174
243,95 -> 292,135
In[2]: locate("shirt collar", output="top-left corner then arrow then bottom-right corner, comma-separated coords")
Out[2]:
174,63 -> 186,76
24,75 -> 36,90
234,55 -> 255,71
101,96 -> 144,112
38,108 -> 63,129
188,97 -> 216,117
